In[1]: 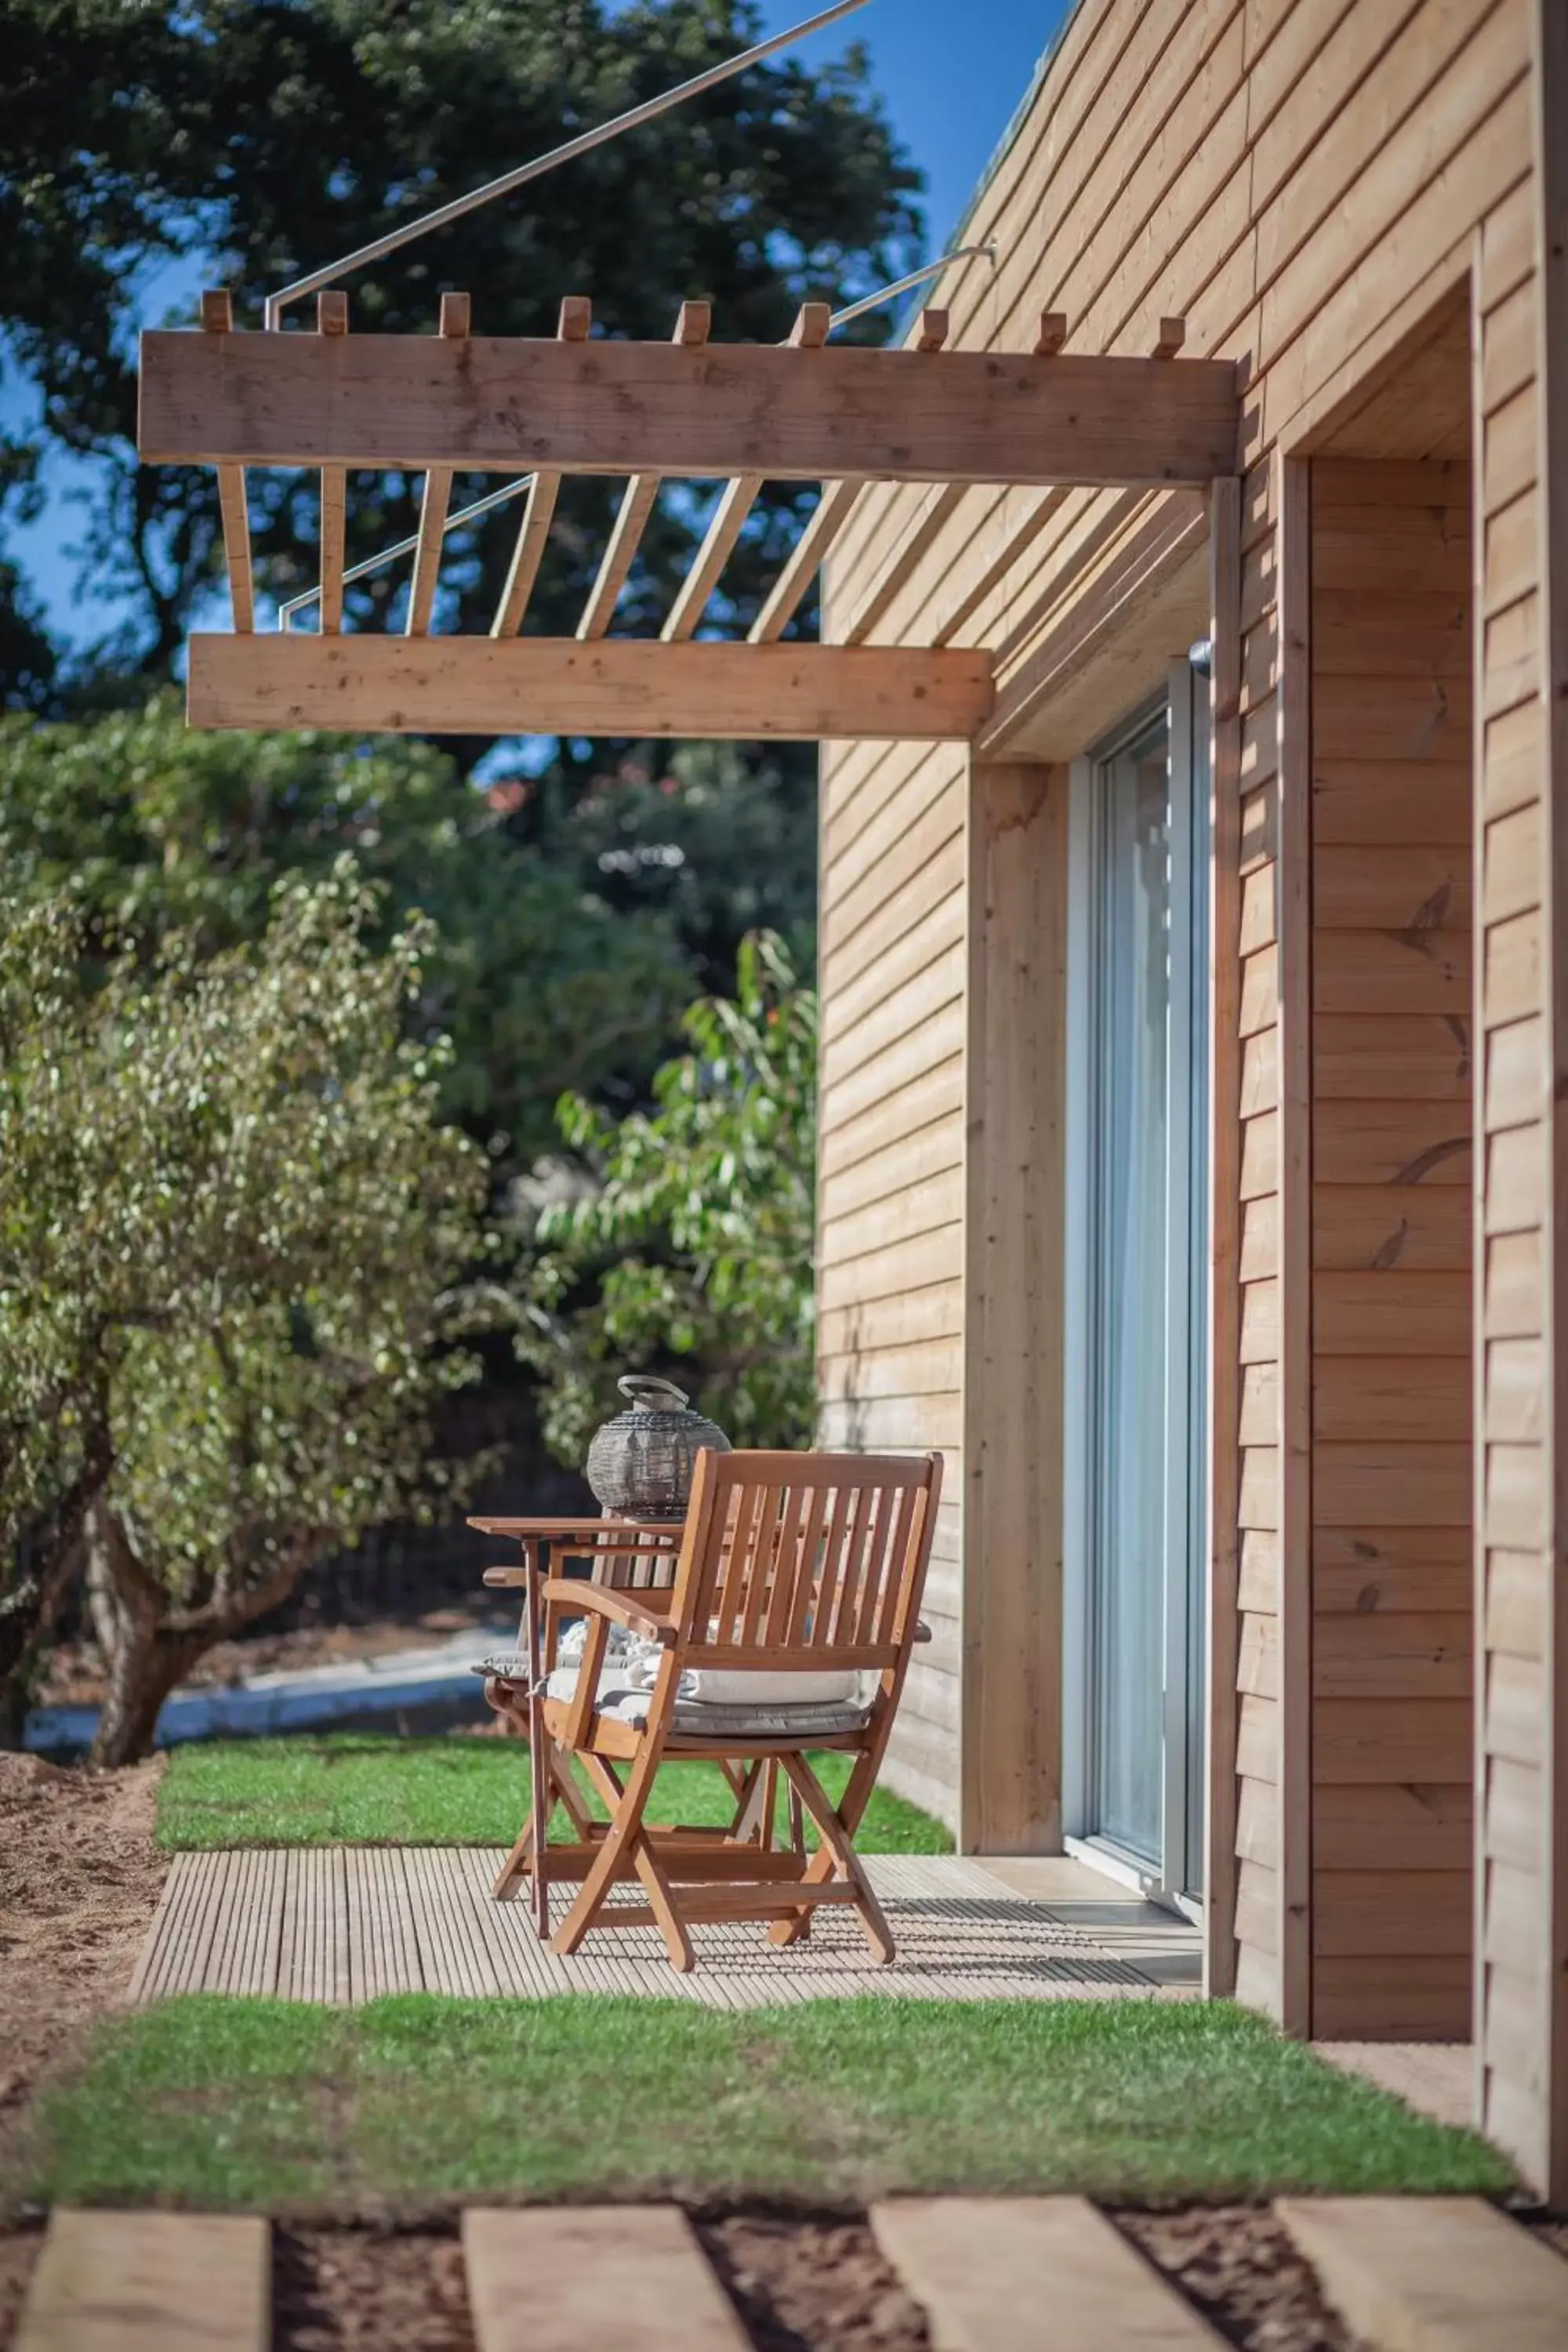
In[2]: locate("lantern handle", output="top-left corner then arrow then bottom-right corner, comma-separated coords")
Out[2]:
617,1374 -> 690,1413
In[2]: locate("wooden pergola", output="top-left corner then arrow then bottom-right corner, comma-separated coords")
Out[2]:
138,292 -> 1240,741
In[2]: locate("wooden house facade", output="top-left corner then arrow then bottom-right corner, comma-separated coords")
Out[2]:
815,0 -> 1567,2199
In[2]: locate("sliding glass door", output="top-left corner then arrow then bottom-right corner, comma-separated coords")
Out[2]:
1065,662 -> 1210,1904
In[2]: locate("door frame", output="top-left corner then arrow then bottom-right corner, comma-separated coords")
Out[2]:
1062,662 -> 1211,1914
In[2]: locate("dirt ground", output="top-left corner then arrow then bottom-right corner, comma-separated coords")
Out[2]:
274,2229 -> 477,2352
701,2213 -> 931,2351
0,1751 -> 166,2126
1119,2205 -> 1367,2350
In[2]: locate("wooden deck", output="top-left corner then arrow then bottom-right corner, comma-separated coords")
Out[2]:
126,1849 -> 1196,2006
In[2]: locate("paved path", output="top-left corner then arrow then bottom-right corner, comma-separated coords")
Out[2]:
128,1849 -> 1196,2005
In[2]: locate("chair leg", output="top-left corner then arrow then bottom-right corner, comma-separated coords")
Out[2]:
548,1746 -> 598,1840
492,1816 -> 534,1900
493,1740 -> 601,1906
775,1751 -> 895,1965
630,1835 -> 695,1971
728,1759 -> 769,1845
550,1734 -> 667,1957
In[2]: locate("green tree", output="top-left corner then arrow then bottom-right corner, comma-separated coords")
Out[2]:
517,931 -> 815,1465
0,863 -> 490,1759
0,697 -> 697,1168
2,0 -> 920,695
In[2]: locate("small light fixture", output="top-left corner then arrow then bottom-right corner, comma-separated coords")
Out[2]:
1188,637 -> 1213,676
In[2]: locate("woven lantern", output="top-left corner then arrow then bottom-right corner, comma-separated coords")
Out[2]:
585,1375 -> 731,1521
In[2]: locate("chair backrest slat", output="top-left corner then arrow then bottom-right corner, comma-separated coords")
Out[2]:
586,1527 -> 681,1592
852,1486 -> 902,1645
761,1480 -> 810,1646
670,1450 -> 941,1669
811,1480 -> 860,1647
875,1482 -> 923,1645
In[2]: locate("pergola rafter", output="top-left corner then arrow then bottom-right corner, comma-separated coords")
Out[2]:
140,289 -> 1240,740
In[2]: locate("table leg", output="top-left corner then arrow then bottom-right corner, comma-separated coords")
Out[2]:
525,1539 -> 550,1941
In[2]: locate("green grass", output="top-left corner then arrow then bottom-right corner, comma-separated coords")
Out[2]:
157,1733 -> 952,1854
13,1995 -> 1512,2214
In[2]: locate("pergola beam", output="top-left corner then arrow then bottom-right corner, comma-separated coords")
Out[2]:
140,332 -> 1240,487
185,634 -> 993,740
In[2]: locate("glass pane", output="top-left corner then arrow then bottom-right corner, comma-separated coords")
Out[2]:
1090,714 -> 1171,1866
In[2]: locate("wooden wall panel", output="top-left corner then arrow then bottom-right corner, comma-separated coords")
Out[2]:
1305,456 -> 1474,2042
815,0 -> 1539,2053
816,737 -> 969,1828
1469,0 -> 1565,2201
961,764 -> 1069,1852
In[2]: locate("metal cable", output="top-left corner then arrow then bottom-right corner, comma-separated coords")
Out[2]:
263,0 -> 873,328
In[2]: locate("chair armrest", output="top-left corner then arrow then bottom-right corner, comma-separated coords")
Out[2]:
540,1579 -> 677,1646
482,1565 -> 527,1588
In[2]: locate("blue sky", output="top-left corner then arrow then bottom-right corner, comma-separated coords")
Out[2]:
758,0 -> 1062,250
7,0 -> 1068,659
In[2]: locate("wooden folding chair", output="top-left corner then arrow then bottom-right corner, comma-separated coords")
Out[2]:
513,1447 -> 942,1971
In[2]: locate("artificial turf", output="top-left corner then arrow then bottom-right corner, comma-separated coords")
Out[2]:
13,1994 -> 1513,2214
157,1731 -> 952,1853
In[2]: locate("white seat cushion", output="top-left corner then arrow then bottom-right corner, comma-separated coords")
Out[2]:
543,1646 -> 869,1737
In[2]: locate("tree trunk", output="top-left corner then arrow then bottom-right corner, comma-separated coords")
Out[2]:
83,1498 -> 205,1766
90,1618 -> 205,1766
83,1501 -> 313,1765
0,1399 -> 113,1744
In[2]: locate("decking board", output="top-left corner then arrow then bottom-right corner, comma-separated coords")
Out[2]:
127,1849 -> 1187,2006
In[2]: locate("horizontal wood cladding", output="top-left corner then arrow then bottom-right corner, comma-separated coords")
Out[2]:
1307,455 -> 1474,2038
815,735 -> 968,1828
825,0 -> 1529,654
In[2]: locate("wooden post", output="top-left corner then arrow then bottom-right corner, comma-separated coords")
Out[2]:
1276,454 -> 1312,2037
1205,474 -> 1243,2001
960,759 -> 1068,1853
1540,0 -> 1568,2209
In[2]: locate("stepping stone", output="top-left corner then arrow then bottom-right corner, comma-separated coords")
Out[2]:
463,2205 -> 749,2351
16,2211 -> 268,2352
1277,2195 -> 1568,2351
871,2195 -> 1224,2348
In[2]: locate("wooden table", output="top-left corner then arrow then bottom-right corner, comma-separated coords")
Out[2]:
467,1515 -> 682,1939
